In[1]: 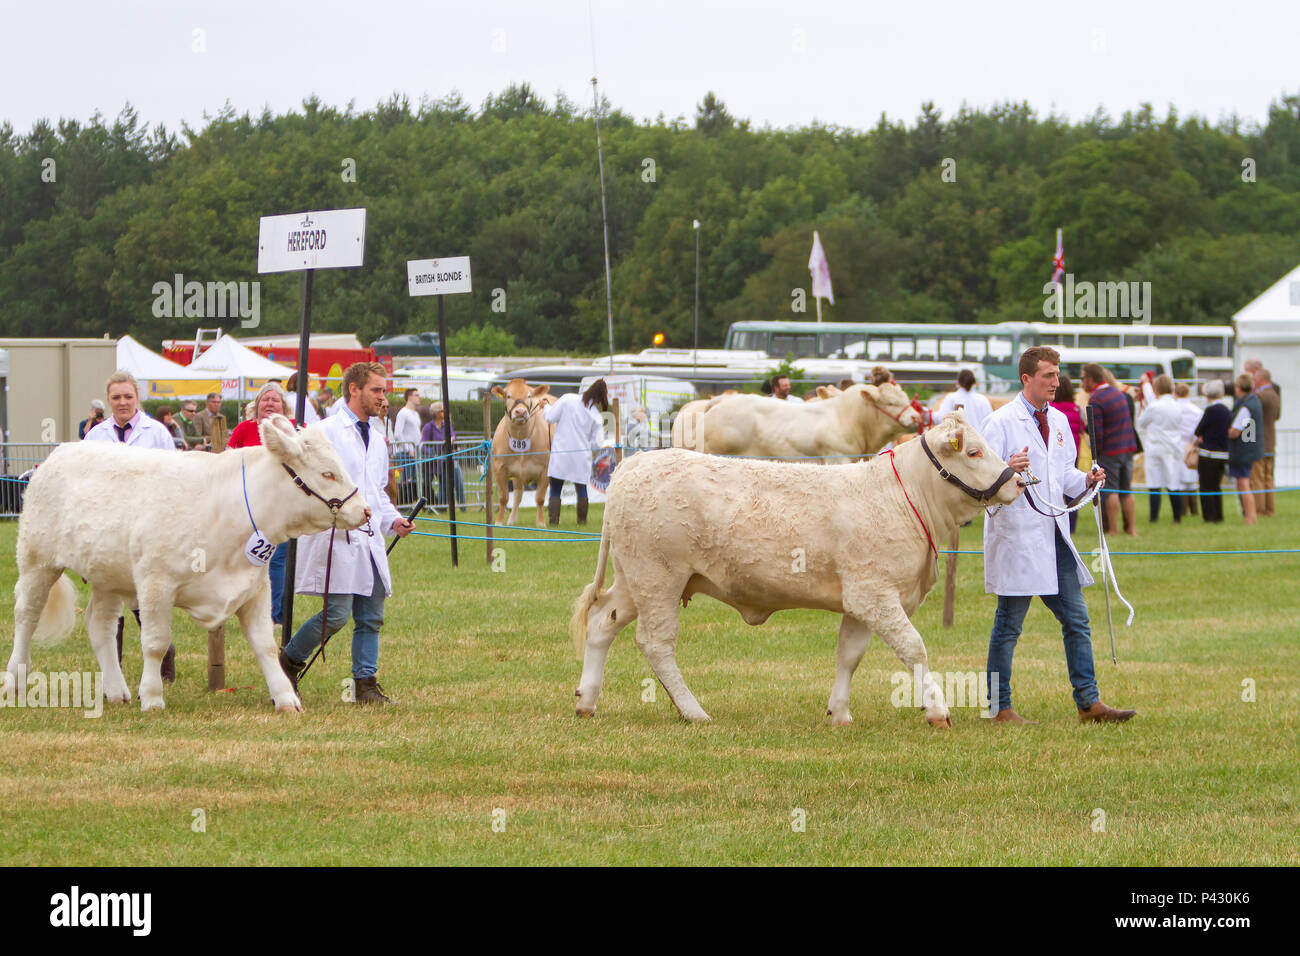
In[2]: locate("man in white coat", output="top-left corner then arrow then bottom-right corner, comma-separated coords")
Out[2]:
279,362 -> 413,704
935,368 -> 993,434
982,347 -> 1135,724
1136,374 -> 1188,523
84,370 -> 179,680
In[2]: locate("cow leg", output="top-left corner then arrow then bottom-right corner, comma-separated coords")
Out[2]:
507,481 -> 524,526
4,565 -> 61,696
86,587 -> 131,704
235,579 -> 302,713
827,614 -> 873,726
634,599 -> 709,722
575,579 -> 638,715
495,471 -> 510,525
136,586 -> 175,711
867,602 -> 950,727
534,479 -> 547,528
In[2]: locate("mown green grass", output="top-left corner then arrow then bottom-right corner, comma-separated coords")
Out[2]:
0,492 -> 1296,866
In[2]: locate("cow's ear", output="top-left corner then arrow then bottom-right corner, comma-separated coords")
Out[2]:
946,425 -> 965,454
260,414 -> 303,460
491,386 -> 505,398
862,385 -> 881,405
530,384 -> 550,398
816,386 -> 829,399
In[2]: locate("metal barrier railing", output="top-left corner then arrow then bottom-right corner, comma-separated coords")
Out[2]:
0,443 -> 60,517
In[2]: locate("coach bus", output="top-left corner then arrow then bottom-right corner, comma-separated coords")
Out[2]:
1012,323 -> 1234,383
723,321 -> 1041,388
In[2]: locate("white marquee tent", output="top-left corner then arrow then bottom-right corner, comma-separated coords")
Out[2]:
187,334 -> 294,399
116,334 -> 221,399
1233,264 -> 1299,484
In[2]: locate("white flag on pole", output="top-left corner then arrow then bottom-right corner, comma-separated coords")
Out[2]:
808,231 -> 834,305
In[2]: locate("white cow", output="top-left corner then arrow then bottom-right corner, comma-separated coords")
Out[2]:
570,411 -> 1024,727
691,383 -> 921,462
4,415 -> 371,712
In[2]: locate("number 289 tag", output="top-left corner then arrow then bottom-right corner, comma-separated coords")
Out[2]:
244,532 -> 274,567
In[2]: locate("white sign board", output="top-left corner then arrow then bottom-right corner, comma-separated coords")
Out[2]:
258,208 -> 367,273
407,257 -> 472,296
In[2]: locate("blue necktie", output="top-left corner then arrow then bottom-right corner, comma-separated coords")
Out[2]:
356,419 -> 369,449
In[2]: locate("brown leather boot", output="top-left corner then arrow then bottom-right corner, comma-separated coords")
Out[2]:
991,709 -> 1034,724
576,498 -> 589,526
354,676 -> 391,705
1078,701 -> 1136,723
279,651 -> 305,695
547,496 -> 562,527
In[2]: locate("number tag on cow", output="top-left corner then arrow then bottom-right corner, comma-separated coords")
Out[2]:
244,532 -> 275,567
509,437 -> 531,453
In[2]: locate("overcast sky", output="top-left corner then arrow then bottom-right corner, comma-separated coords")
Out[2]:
4,0 -> 1297,136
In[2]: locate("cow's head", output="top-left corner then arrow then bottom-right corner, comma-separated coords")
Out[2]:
856,382 -> 922,433
260,415 -> 372,535
493,379 -> 550,425
925,411 -> 1024,507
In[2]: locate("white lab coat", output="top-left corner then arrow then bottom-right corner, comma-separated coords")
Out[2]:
294,407 -> 402,597
936,387 -> 993,435
545,393 -> 604,485
982,395 -> 1093,596
1135,391 -> 1185,489
1175,397 -> 1202,487
84,411 -> 177,451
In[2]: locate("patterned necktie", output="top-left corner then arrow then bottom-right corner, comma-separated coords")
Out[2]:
114,422 -> 132,443
1033,408 -> 1049,447
356,419 -> 370,449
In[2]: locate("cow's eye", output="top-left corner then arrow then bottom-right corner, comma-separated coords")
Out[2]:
967,450 -> 981,457
322,471 -> 335,481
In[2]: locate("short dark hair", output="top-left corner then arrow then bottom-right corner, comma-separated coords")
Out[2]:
155,405 -> 174,418
1080,363 -> 1106,386
957,369 -> 976,390
206,392 -> 221,401
772,374 -> 790,387
760,378 -> 773,395
1236,374 -> 1253,394
403,387 -> 419,402
1019,347 -> 1061,381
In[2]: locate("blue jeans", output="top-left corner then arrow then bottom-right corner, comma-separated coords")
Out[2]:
549,477 -> 587,501
986,529 -> 1099,713
282,556 -> 386,679
269,542 -> 288,624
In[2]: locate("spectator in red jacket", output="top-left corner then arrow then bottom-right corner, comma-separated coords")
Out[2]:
227,382 -> 291,625
1051,373 -> 1086,533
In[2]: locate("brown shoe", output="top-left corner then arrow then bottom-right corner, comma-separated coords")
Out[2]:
354,676 -> 392,705
1078,701 -> 1136,723
279,651 -> 305,695
991,709 -> 1034,724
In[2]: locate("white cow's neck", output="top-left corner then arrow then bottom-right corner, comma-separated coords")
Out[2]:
895,437 -> 984,543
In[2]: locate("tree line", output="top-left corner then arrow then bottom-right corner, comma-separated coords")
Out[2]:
2,87 -> 1299,353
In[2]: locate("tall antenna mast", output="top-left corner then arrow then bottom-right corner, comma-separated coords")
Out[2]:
589,3 -> 615,369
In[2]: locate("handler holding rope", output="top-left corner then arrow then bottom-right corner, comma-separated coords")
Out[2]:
982,347 -> 1135,725
278,362 -> 413,705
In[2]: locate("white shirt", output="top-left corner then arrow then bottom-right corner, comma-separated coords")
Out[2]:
394,406 -> 422,446
285,392 -> 320,425
84,408 -> 177,451
936,386 -> 993,434
1231,406 -> 1252,431
544,393 -> 605,485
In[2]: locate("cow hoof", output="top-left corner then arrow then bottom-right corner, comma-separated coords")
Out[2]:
275,699 -> 304,714
575,706 -> 596,717
926,714 -> 953,729
140,698 -> 166,712
682,711 -> 712,723
830,713 -> 853,727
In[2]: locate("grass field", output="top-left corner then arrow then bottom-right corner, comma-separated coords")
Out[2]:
1,489 -> 1296,866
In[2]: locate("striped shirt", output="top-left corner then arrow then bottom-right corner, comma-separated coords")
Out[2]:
1087,383 -> 1137,457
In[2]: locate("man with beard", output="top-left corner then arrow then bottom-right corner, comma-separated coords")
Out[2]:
278,363 -> 413,704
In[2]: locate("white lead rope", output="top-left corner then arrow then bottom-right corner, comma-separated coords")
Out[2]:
1092,494 -> 1136,627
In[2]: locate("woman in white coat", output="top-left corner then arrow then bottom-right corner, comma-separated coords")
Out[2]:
1136,374 -> 1186,523
545,379 -> 608,526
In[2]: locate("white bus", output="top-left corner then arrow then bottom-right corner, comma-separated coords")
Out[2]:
1011,323 -> 1234,383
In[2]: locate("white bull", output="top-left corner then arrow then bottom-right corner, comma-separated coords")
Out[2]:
3,415 -> 370,712
691,383 -> 921,461
570,411 -> 1023,727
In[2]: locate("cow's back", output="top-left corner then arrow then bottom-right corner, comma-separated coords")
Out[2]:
18,442 -> 208,584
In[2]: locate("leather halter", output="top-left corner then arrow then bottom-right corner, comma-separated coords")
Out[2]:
281,462 -> 370,661
917,433 -> 1018,503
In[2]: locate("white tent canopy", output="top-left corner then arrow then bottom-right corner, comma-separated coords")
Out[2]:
1233,263 -> 1298,482
188,334 -> 295,378
117,334 -> 214,380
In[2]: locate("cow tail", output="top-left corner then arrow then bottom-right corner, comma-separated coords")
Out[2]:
32,573 -> 78,646
569,523 -> 611,661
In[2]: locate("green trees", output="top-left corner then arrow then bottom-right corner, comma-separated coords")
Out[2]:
1,91 -> 1298,351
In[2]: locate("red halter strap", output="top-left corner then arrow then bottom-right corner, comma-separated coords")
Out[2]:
883,447 -> 938,557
